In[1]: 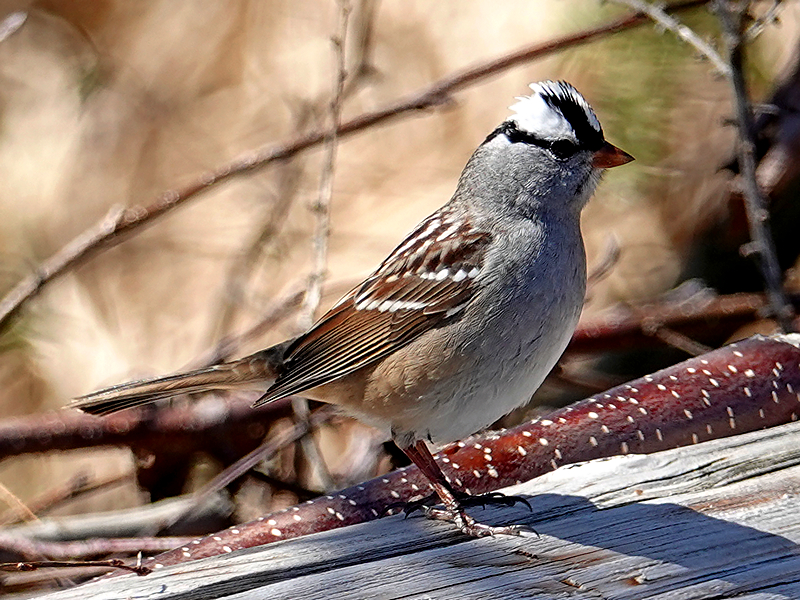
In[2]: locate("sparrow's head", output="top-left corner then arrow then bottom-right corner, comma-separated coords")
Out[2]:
474,80 -> 632,213
500,80 -> 632,167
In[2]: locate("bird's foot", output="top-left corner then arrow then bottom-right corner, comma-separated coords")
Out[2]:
383,489 -> 535,537
386,490 -> 531,517
422,506 -> 534,538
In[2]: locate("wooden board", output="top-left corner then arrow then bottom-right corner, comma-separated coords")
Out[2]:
38,420 -> 800,599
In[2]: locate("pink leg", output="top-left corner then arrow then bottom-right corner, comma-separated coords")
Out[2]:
402,440 -> 529,537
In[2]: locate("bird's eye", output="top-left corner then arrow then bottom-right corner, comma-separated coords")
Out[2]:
548,140 -> 578,160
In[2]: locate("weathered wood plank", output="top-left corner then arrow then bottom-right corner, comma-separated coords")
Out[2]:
39,421 -> 800,599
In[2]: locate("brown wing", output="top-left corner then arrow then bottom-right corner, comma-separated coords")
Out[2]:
255,211 -> 490,405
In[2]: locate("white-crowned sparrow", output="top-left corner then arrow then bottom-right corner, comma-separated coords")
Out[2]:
73,81 -> 632,536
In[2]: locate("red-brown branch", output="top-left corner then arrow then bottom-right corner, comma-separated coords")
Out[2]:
144,333 -> 800,568
0,396 -> 291,459
567,292 -> 799,355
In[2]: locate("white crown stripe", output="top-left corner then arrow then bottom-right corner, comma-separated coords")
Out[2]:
508,80 -> 601,141
529,81 -> 601,132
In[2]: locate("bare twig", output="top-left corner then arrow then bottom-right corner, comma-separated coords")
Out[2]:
0,481 -> 37,524
586,235 -> 621,289
567,291 -> 799,354
0,0 -> 711,335
2,494 -> 231,543
612,0 -> 731,76
643,323 -> 713,356
549,363 -> 621,395
744,0 -> 783,40
0,205 -> 125,332
1,567 -> 103,593
345,0 -> 380,87
0,559 -> 150,576
245,471 -> 323,501
291,394 -> 334,491
165,408 -> 333,531
0,11 -> 26,43
294,0 -> 353,493
194,277 -> 357,367
0,535 -> 195,561
0,472 -> 133,526
714,0 -> 795,333
0,396 -> 293,459
208,168 -> 302,345
300,1 -> 351,330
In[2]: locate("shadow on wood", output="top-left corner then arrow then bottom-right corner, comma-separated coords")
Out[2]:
36,420 -> 800,599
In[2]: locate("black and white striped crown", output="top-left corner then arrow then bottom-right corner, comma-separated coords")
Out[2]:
507,81 -> 604,150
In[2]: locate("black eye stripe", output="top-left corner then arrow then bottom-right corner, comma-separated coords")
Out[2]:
483,122 -> 581,159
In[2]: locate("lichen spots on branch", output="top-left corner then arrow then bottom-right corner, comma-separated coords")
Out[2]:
138,336 -> 800,570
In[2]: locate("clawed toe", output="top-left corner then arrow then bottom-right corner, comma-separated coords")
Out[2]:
393,490 -> 536,538
382,492 -> 440,517
382,490 -> 531,518
455,491 -> 532,511
423,506 -> 536,538
394,442 -> 535,538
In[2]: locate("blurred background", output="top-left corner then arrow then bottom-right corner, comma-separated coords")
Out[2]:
0,0 -> 798,579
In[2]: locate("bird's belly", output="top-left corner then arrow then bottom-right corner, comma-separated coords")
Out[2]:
356,294 -> 581,445
424,325 -> 572,443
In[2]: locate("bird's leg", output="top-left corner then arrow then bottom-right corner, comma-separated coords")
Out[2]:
400,440 -> 530,537
402,440 -> 531,510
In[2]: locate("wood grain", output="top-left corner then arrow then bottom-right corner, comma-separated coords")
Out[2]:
37,417 -> 800,599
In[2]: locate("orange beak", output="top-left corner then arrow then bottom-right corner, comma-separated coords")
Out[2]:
592,141 -> 634,169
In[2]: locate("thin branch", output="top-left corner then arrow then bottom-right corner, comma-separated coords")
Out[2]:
644,324 -> 713,356
612,0 -> 731,76
294,0 -> 352,493
586,235 -> 621,292
0,481 -> 37,523
0,0 -> 711,334
193,277 -> 357,367
245,471 -> 323,501
714,0 -> 795,332
3,494 -> 231,543
0,11 -> 26,43
164,408 -> 333,531
0,535 -> 195,561
0,396 -> 293,459
0,559 -> 150,576
344,0 -> 380,87
207,168 -> 302,346
567,291 -> 799,354
549,363 -> 621,394
0,205 -> 125,332
0,472 -> 132,526
744,0 -> 783,40
300,0 -> 352,330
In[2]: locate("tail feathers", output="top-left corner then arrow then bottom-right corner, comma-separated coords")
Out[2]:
71,345 -> 289,416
